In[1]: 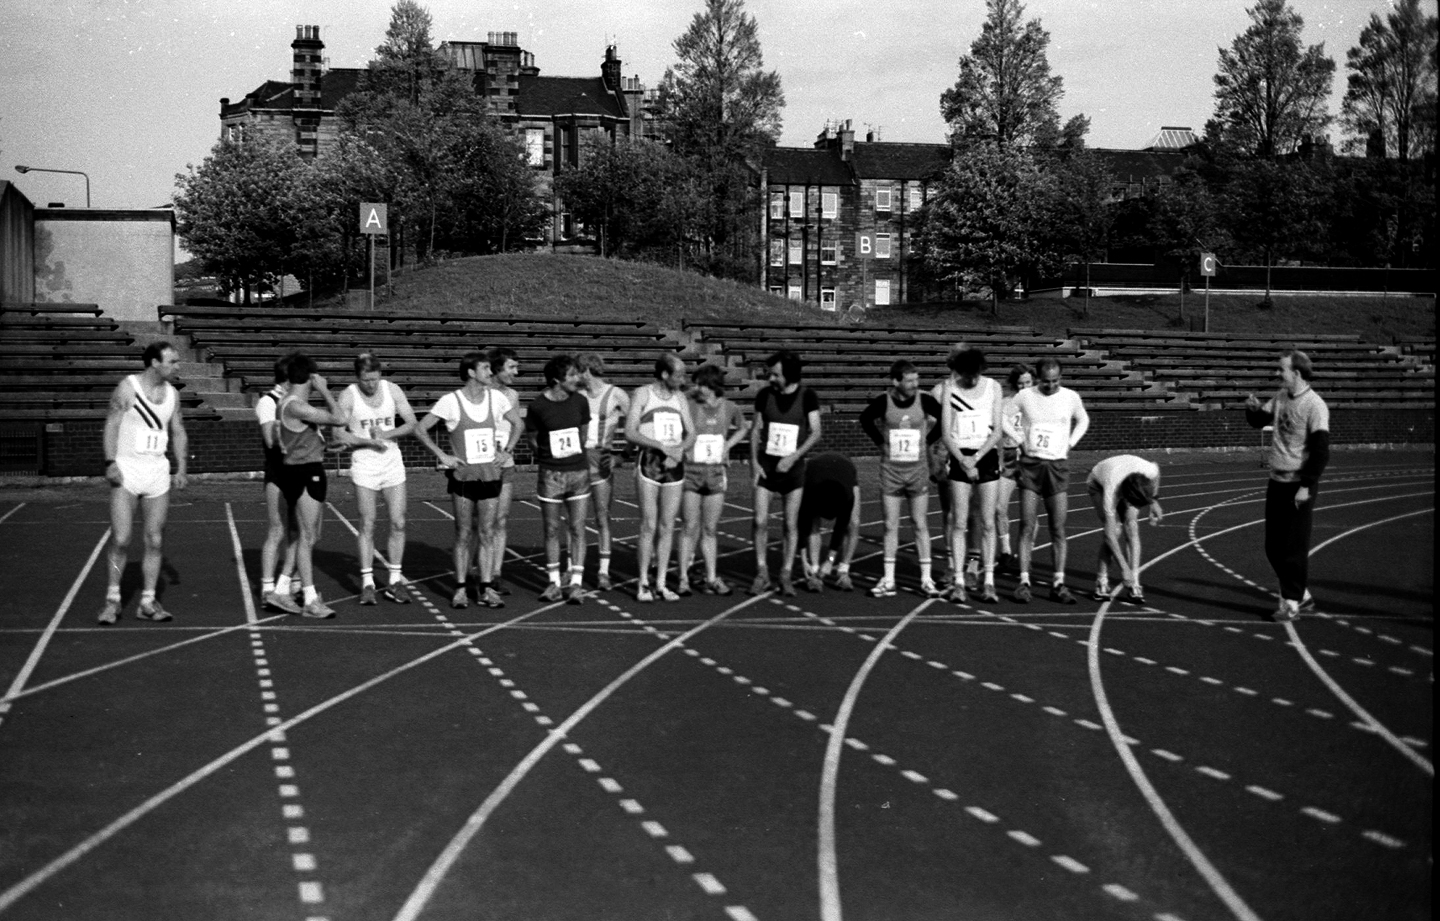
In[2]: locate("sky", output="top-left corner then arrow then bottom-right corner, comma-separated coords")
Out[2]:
0,0 -> 1396,211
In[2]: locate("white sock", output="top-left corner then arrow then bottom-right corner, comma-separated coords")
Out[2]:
919,559 -> 933,582
275,574 -> 292,596
361,569 -> 375,589
303,586 -> 318,604
883,559 -> 896,583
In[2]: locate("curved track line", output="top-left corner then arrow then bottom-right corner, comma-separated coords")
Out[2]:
0,606 -> 551,914
1,528 -> 109,709
391,594 -> 766,921
0,503 -> 26,526
818,599 -> 933,921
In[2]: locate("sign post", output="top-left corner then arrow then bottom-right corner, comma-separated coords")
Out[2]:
360,203 -> 389,311
855,232 -> 874,314
1199,252 -> 1217,333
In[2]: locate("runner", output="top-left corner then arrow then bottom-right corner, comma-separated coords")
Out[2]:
336,352 -> 418,605
487,347 -> 521,595
414,351 -> 521,610
860,360 -> 943,597
797,452 -> 861,592
275,352 -> 351,619
994,363 -> 1033,574
526,354 -> 592,605
678,364 -> 747,597
1008,357 -> 1089,604
96,342 -> 189,625
939,348 -> 1004,603
1086,454 -> 1163,603
255,355 -> 301,614
577,352 -> 630,591
626,353 -> 695,601
1246,349 -> 1330,621
749,349 -> 822,597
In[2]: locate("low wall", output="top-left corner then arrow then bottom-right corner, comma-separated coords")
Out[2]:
36,408 -> 1435,478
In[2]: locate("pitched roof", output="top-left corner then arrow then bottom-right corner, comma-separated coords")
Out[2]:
850,142 -> 951,181
516,75 -> 625,119
760,148 -> 853,185
1144,126 -> 1200,151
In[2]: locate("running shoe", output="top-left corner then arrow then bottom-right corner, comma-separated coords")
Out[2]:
964,565 -> 980,593
1050,584 -> 1078,605
539,583 -> 565,603
136,600 -> 173,622
1012,582 -> 1032,604
945,584 -> 967,604
1092,582 -> 1112,602
636,585 -> 655,603
97,599 -> 121,625
978,584 -> 1000,604
707,578 -> 733,596
834,573 -> 855,592
1297,591 -> 1316,613
301,597 -> 335,619
778,575 -> 797,597
1274,598 -> 1299,622
265,591 -> 303,615
919,578 -> 941,598
597,572 -> 613,591
1122,584 -> 1145,604
450,587 -> 470,609
381,582 -> 412,604
804,573 -> 825,593
480,587 -> 505,609
566,584 -> 586,605
493,579 -> 512,596
658,586 -> 681,602
359,585 -> 378,606
870,580 -> 898,598
748,573 -> 771,595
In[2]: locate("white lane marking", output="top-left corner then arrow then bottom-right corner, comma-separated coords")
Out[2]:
818,599 -> 933,921
693,872 -> 726,895
226,503 -> 258,626
1246,785 -> 1283,802
0,502 -> 27,525
0,527 -> 109,725
1052,855 -> 1089,874
390,596 -> 762,921
1301,806 -> 1342,824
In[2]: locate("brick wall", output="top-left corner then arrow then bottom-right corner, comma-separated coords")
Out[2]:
39,407 -> 1432,477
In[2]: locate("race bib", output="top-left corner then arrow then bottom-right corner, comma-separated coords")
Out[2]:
549,426 -> 582,459
463,428 -> 496,464
1026,422 -> 1066,460
692,433 -> 725,465
765,422 -> 800,457
137,431 -> 168,457
653,410 -> 683,446
950,409 -> 986,449
888,428 -> 921,463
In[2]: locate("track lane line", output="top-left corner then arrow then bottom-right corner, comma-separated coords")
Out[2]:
0,503 -> 26,526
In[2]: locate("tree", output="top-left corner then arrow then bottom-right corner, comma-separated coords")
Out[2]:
1148,169 -> 1227,323
657,0 -> 783,272
1220,157 -> 1325,303
1212,0 -> 1335,159
940,0 -> 1084,148
1340,0 -> 1439,161
173,136 -> 305,303
916,143 -> 1055,315
1046,149 -> 1114,317
554,135 -> 707,259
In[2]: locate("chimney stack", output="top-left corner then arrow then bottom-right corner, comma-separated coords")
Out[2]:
291,25 -> 324,110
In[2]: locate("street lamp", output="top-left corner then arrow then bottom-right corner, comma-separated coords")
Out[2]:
14,165 -> 90,208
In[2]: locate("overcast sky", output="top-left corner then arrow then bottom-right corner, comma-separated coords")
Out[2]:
0,0 -> 1390,210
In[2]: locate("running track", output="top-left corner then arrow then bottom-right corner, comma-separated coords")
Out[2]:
0,450 -> 1431,921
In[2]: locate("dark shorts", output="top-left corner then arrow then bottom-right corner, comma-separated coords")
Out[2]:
638,448 -> 685,486
263,447 -> 286,486
1000,445 -> 1020,480
538,467 -> 591,503
586,447 -> 614,485
447,470 -> 502,502
947,448 -> 1001,485
880,461 -> 930,498
757,456 -> 806,495
278,462 -> 328,506
684,464 -> 728,496
1017,456 -> 1070,497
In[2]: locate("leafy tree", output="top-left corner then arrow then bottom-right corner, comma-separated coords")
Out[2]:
940,0 -> 1085,148
1148,169 -> 1227,323
916,143 -> 1055,315
1045,149 -> 1113,316
1212,0 -> 1335,159
173,136 -> 305,303
1340,0 -> 1438,161
1220,157 -> 1325,303
434,122 -> 548,254
658,0 -> 783,273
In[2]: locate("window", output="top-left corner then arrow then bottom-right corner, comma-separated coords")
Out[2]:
875,186 -> 892,212
875,279 -> 891,306
875,233 -> 892,259
820,289 -> 837,311
770,193 -> 785,220
525,129 -> 545,167
909,186 -> 923,212
789,190 -> 805,218
788,285 -> 802,301
770,240 -> 785,267
820,241 -> 837,265
821,191 -> 837,219
769,285 -> 783,297
788,240 -> 803,265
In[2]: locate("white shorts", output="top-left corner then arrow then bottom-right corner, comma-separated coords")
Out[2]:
351,451 -> 407,493
116,456 -> 171,499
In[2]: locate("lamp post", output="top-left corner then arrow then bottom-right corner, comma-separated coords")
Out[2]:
14,165 -> 91,207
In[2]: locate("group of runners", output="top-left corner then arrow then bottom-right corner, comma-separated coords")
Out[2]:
94,340 -> 1327,626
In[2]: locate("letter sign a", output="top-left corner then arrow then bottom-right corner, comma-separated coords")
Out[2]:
360,203 -> 388,235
